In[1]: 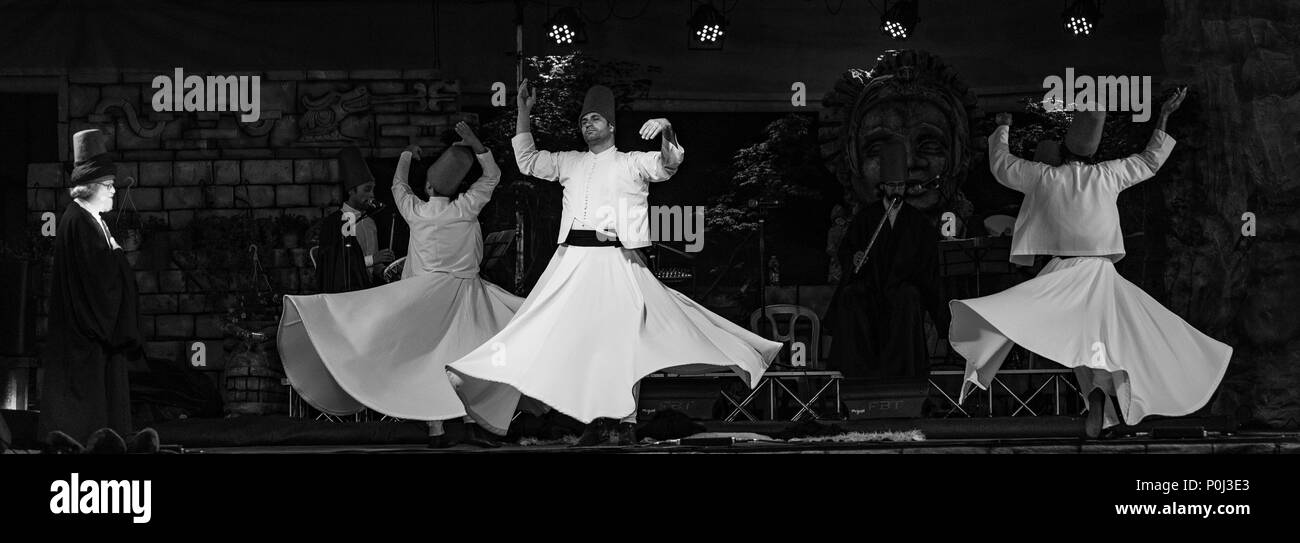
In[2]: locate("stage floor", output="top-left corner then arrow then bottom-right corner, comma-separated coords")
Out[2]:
185,420 -> 1300,454
187,429 -> 1300,455
6,412 -> 1296,454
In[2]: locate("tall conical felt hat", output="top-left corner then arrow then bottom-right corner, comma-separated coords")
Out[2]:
426,145 -> 474,196
1064,110 -> 1106,157
337,146 -> 374,193
579,85 -> 616,125
69,129 -> 116,186
1033,140 -> 1062,166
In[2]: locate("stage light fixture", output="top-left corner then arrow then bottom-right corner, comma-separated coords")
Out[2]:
546,7 -> 586,45
879,0 -> 918,41
688,2 -> 727,50
1062,0 -> 1102,37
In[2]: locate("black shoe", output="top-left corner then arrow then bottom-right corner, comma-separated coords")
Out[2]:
427,434 -> 453,449
86,428 -> 128,454
463,424 -> 502,449
1084,389 -> 1106,439
611,422 -> 638,446
44,431 -> 85,455
573,418 -> 612,447
126,428 -> 161,454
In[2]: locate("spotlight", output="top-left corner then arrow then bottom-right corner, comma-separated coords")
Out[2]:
879,0 -> 919,41
688,2 -> 727,50
546,7 -> 586,45
1062,0 -> 1102,37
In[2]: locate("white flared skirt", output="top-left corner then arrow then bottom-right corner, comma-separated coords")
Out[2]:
949,256 -> 1233,427
278,272 -> 525,434
447,245 -> 781,424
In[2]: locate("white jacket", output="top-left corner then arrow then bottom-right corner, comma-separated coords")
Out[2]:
512,132 -> 684,249
392,149 -> 500,279
988,125 -> 1175,266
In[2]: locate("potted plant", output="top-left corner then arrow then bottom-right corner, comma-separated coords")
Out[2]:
104,209 -> 144,252
0,232 -> 54,356
276,214 -> 309,250
139,215 -> 169,252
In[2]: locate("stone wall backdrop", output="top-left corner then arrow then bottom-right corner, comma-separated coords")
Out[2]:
25,68 -> 469,400
1160,0 -> 1300,428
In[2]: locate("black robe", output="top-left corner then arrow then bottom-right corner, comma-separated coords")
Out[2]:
38,203 -> 141,444
825,202 -> 949,380
316,209 -> 371,293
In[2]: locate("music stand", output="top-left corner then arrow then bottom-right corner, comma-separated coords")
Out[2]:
937,236 -> 1014,298
482,229 -> 517,284
649,241 -> 697,296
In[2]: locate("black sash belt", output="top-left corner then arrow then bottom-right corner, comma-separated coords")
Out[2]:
563,230 -> 623,247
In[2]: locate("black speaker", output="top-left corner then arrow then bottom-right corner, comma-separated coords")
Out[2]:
638,378 -> 720,420
0,410 -> 10,447
0,260 -> 38,356
0,409 -> 38,449
841,378 -> 929,419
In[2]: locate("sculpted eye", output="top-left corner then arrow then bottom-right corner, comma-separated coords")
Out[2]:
917,139 -> 945,154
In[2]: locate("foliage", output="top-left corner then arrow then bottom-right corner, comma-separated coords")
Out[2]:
993,97 -> 1149,161
707,114 -> 828,233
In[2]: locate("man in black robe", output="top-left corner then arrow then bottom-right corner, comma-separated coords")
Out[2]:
39,129 -> 155,453
825,125 -> 952,385
317,146 -> 394,293
316,212 -> 370,293
826,198 -> 948,379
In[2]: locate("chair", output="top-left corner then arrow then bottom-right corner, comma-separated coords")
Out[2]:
383,256 -> 407,283
983,214 -> 1016,238
749,304 -> 821,366
742,305 -> 836,421
482,229 -> 516,270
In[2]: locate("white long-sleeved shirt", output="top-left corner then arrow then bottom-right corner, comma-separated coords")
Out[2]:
339,202 -> 378,266
988,124 -> 1175,266
392,149 -> 500,279
512,132 -> 684,249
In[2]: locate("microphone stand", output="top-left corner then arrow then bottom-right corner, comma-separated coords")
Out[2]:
748,200 -> 780,343
759,215 -> 767,336
388,212 -> 396,251
342,201 -> 387,291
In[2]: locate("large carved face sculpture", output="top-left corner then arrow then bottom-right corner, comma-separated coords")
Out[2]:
850,98 -> 954,211
823,50 -> 978,217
